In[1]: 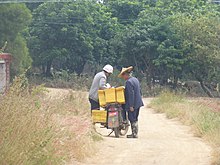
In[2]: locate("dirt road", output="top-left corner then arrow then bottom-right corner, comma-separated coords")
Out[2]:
79,98 -> 212,165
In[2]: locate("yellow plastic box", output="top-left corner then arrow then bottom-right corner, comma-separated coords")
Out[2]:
92,110 -> 107,123
104,88 -> 116,103
98,90 -> 106,107
116,86 -> 125,104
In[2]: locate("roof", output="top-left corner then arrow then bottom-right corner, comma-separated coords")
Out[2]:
0,53 -> 12,61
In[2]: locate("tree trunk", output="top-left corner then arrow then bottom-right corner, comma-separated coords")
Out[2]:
173,75 -> 178,89
46,61 -> 52,77
41,65 -> 46,75
199,81 -> 214,98
75,61 -> 86,75
194,73 -> 214,98
141,56 -> 153,83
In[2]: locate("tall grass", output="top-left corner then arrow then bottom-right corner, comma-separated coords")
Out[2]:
150,91 -> 220,165
0,74 -> 96,164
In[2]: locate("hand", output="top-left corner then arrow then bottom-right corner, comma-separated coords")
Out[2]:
130,107 -> 134,112
106,83 -> 111,88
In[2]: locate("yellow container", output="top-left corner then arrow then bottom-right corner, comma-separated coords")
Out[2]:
105,88 -> 116,103
116,86 -> 125,104
98,90 -> 106,107
92,110 -> 107,123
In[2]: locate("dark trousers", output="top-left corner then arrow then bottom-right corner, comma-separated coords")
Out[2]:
128,108 -> 140,122
89,98 -> 100,110
121,109 -> 127,121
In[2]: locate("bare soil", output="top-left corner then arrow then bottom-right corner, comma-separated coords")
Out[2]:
77,98 -> 212,165
47,89 -> 212,165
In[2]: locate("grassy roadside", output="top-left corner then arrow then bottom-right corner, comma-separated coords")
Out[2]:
0,74 -> 99,164
149,91 -> 220,165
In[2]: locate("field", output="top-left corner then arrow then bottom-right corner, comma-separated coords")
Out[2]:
0,75 -> 99,164
1,74 -> 219,165
149,91 -> 220,165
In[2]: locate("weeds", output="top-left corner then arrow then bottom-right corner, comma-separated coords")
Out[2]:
0,74 -> 95,164
150,91 -> 220,165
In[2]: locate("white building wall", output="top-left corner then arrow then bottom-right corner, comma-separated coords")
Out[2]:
0,61 -> 6,93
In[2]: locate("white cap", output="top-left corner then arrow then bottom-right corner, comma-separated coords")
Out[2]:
103,64 -> 113,74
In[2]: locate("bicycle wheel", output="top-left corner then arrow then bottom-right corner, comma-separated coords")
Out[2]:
119,123 -> 129,136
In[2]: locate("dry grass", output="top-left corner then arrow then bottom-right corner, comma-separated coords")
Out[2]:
0,74 -> 97,164
149,91 -> 220,165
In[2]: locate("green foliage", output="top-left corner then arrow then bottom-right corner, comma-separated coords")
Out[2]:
105,0 -> 145,24
0,4 -> 32,75
2,0 -> 219,96
112,0 -> 220,90
0,41 -> 7,53
9,34 -> 32,75
29,1 -> 120,75
172,13 -> 220,82
26,0 -> 220,90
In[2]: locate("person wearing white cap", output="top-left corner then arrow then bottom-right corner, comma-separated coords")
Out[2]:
89,64 -> 113,110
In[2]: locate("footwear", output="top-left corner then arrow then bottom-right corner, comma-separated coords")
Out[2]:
127,134 -> 138,138
133,121 -> 138,136
127,121 -> 138,138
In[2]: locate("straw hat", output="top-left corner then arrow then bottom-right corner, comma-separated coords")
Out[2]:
118,66 -> 133,78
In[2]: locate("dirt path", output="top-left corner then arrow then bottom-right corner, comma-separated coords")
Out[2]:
78,98 -> 212,165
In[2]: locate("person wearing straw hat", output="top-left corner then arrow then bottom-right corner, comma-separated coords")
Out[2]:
118,66 -> 144,138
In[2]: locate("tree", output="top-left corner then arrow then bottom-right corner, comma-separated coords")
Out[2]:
27,0 -> 220,97
112,7 -> 186,85
104,0 -> 145,25
29,1 -> 120,76
112,0 -> 220,90
0,4 -> 32,75
172,13 -> 220,96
